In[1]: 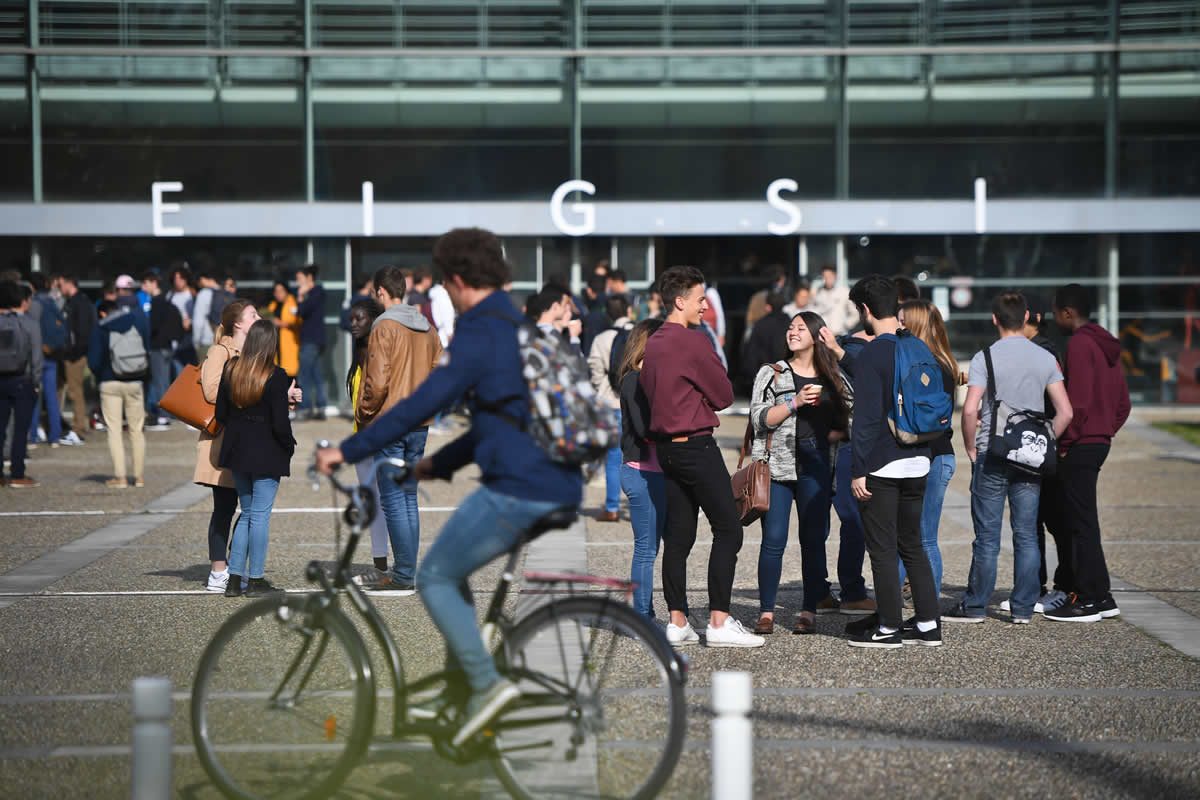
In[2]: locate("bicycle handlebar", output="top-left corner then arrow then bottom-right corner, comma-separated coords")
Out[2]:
309,439 -> 410,497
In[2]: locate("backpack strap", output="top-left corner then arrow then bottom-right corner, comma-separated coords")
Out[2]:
982,345 -> 1000,448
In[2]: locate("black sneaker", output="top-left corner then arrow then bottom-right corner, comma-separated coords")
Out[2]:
844,612 -> 879,636
224,575 -> 244,598
848,625 -> 902,649
244,577 -> 285,597
1044,594 -> 1102,623
942,602 -> 985,623
1095,594 -> 1121,619
901,617 -> 943,647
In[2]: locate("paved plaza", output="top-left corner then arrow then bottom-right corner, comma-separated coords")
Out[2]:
0,410 -> 1198,798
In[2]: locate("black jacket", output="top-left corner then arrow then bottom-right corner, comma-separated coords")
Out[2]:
742,310 -> 790,383
215,365 -> 296,478
147,294 -> 184,350
849,335 -> 931,478
63,292 -> 97,361
619,370 -> 654,463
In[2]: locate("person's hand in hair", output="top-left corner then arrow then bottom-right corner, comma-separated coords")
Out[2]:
818,326 -> 843,360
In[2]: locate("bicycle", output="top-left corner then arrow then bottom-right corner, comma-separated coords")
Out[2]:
191,447 -> 688,800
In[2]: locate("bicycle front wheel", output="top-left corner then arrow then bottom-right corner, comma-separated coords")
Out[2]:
191,595 -> 376,800
492,597 -> 686,800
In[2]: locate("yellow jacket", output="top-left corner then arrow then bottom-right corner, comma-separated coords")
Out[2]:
270,295 -> 301,376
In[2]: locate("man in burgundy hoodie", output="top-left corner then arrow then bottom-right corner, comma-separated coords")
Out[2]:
641,266 -> 764,648
1044,283 -> 1131,623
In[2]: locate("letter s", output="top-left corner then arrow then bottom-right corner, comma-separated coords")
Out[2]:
766,178 -> 801,236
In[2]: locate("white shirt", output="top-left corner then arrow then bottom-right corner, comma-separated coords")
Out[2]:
705,287 -> 726,340
192,287 -> 215,348
428,284 -> 455,348
871,455 -> 931,479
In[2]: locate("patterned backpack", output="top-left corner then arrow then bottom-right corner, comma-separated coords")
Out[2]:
481,311 -> 620,473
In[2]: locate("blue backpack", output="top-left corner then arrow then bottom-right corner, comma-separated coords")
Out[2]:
881,330 -> 952,445
37,295 -> 68,357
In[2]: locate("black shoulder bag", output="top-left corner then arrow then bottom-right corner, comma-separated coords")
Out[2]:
983,346 -> 1057,476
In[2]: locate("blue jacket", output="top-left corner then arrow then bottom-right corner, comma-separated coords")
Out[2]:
339,291 -> 583,507
296,284 -> 326,347
848,335 -> 930,478
87,307 -> 150,383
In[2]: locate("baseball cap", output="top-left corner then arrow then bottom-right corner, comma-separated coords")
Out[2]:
115,274 -> 136,290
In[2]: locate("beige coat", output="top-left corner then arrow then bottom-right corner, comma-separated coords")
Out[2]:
193,337 -> 238,488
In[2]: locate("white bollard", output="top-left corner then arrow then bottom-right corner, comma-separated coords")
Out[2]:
712,670 -> 753,800
131,677 -> 172,800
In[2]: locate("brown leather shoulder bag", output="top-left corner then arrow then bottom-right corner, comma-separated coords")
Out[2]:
730,364 -> 785,526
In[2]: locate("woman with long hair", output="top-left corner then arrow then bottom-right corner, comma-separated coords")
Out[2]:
750,310 -> 850,635
195,299 -> 258,593
898,299 -> 960,597
618,317 -> 667,619
343,296 -> 392,586
268,280 -> 301,377
215,318 -> 296,597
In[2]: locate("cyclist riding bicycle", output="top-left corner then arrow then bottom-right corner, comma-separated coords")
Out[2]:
317,227 -> 584,747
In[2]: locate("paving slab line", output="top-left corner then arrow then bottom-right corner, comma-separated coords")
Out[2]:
0,481 -> 210,610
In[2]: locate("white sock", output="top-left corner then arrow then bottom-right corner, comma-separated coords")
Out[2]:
878,626 -> 898,635
916,619 -> 937,632
212,569 -> 229,577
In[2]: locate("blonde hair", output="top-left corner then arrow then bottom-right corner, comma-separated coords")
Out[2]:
228,319 -> 278,408
900,300 -> 957,380
215,298 -> 251,341
617,318 -> 665,382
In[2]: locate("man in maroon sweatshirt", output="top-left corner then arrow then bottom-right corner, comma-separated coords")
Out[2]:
1044,283 -> 1131,623
641,266 -> 764,648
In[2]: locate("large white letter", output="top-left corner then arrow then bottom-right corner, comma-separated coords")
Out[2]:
550,180 -> 596,237
151,181 -> 184,237
766,178 -> 801,236
362,181 -> 375,237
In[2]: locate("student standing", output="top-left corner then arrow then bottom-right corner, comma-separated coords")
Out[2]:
268,280 -> 301,378
1044,284 -> 1130,623
216,319 -> 296,598
344,296 -> 390,585
617,318 -> 667,619
896,300 -> 960,598
295,264 -> 328,419
193,299 -> 268,594
641,266 -> 764,648
0,281 -> 42,487
356,266 -> 443,594
88,299 -> 150,489
588,294 -> 635,523
750,311 -> 849,635
844,275 -> 939,648
945,293 -> 1073,625
58,275 -> 95,444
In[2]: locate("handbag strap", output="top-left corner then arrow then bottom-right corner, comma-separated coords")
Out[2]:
740,364 -> 787,468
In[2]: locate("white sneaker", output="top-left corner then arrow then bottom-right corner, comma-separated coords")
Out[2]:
705,617 -> 765,648
665,620 -> 700,646
206,570 -> 230,593
1000,599 -> 1010,612
58,431 -> 84,446
1036,590 -> 1068,614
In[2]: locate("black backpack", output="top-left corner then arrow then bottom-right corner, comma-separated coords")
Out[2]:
983,347 -> 1057,476
207,289 -> 234,329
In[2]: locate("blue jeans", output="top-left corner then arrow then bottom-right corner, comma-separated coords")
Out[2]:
962,457 -> 1042,618
228,472 -> 281,579
376,429 -> 429,584
832,442 -> 868,602
898,452 -> 955,597
417,486 -> 561,693
604,444 -> 622,513
147,348 -> 172,418
28,361 -> 62,444
620,463 -> 666,618
297,343 -> 327,412
758,438 -> 832,614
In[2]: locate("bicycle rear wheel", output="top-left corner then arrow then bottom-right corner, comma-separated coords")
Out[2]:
191,595 -> 376,800
491,597 -> 686,800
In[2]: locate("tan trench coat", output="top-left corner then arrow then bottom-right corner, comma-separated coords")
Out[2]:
193,337 -> 238,488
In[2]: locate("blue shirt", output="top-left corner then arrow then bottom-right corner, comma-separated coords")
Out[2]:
339,291 -> 583,507
87,308 -> 150,383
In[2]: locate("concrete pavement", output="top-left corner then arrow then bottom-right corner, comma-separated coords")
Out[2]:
0,410 -> 1198,798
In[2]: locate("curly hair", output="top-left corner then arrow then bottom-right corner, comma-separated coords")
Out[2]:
432,228 -> 512,290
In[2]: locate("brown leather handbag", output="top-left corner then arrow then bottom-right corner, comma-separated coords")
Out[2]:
159,363 -> 221,435
730,364 -> 784,526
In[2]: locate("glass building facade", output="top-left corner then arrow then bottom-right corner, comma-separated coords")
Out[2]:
1,1 -> 1198,404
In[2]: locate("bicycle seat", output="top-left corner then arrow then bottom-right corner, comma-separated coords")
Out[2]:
527,507 -> 579,539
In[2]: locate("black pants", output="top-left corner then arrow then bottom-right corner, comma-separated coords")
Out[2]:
208,485 -> 239,563
1037,472 -> 1073,593
0,376 -> 35,480
657,435 -> 743,615
859,474 -> 938,629
1056,443 -> 1111,603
